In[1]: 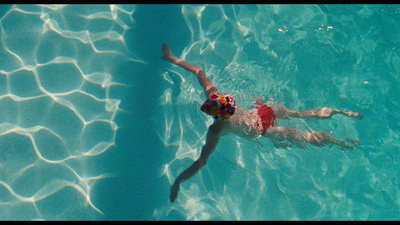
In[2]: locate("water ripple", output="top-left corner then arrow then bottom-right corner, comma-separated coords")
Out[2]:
0,4 -> 139,220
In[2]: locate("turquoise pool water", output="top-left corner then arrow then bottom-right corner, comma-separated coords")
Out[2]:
0,4 -> 399,220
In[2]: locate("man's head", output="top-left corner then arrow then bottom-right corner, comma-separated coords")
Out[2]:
201,94 -> 236,120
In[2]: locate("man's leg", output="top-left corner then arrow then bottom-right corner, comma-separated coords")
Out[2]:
271,104 -> 363,120
264,126 -> 358,150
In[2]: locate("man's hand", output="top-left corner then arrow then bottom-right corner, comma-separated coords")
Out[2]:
170,180 -> 180,203
161,44 -> 174,62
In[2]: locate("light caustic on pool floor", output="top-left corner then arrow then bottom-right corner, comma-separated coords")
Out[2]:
0,4 -> 139,220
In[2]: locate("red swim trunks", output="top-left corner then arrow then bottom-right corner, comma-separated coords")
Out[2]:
255,99 -> 276,135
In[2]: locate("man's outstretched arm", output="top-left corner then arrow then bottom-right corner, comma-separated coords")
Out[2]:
162,44 -> 218,98
170,121 -> 224,203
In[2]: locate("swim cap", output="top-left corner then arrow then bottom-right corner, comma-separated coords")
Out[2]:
211,94 -> 236,120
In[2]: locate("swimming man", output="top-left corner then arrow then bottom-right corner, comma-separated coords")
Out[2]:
161,44 -> 363,203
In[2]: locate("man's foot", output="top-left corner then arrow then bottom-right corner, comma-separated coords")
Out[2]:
342,110 -> 364,120
162,44 -> 174,62
170,181 -> 180,203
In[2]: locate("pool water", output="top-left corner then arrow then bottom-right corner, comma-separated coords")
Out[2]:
0,4 -> 399,220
